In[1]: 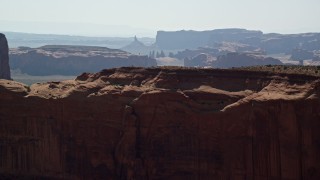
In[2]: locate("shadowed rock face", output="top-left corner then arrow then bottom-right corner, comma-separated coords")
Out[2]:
0,33 -> 11,80
0,67 -> 320,179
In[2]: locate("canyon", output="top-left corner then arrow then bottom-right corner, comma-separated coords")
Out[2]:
0,67 -> 319,179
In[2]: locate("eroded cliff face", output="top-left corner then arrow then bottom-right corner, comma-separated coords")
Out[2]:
0,33 -> 11,80
0,67 -> 320,179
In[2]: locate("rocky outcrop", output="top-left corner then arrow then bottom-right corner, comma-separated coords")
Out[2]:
175,43 -> 263,60
184,53 -> 216,67
9,45 -> 157,76
0,33 -> 11,80
214,52 -> 283,68
121,36 -> 152,55
175,47 -> 219,60
242,33 -> 320,54
184,52 -> 282,68
0,67 -> 320,179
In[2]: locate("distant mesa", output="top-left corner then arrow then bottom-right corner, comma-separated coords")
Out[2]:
175,42 -> 263,60
184,53 -> 216,67
155,28 -> 320,59
214,52 -> 283,68
153,28 -> 320,67
162,29 -> 320,53
156,28 -> 263,50
0,33 -> 11,80
5,28 -> 320,71
9,45 -> 157,76
185,52 -> 283,68
174,47 -> 219,61
5,32 -> 156,49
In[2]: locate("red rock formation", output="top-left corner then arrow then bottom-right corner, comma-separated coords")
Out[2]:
0,67 -> 320,179
0,33 -> 11,80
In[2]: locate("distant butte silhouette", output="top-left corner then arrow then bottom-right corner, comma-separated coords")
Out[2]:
0,33 -> 11,80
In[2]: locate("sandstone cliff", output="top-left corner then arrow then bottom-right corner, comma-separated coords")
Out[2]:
9,45 -> 157,76
0,67 -> 320,179
0,33 -> 11,80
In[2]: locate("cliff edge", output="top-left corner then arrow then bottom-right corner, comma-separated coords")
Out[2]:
0,67 -> 320,179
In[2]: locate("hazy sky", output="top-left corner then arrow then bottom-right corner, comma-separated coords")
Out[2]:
1,0 -> 320,36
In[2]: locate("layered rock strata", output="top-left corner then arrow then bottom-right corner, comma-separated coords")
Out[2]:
0,67 -> 319,179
